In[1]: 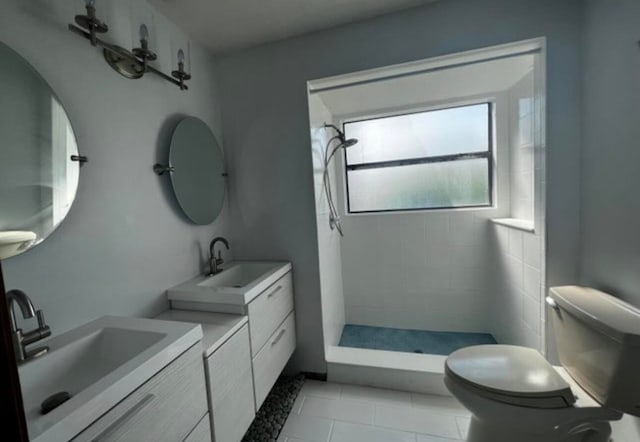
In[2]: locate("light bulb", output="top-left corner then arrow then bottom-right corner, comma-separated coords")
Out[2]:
177,49 -> 185,64
139,24 -> 149,42
85,0 -> 96,7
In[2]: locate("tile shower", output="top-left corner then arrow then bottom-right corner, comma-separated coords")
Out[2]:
308,41 -> 546,385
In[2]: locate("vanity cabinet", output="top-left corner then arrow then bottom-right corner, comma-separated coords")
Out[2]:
252,312 -> 296,408
248,272 -> 295,356
248,272 -> 297,409
163,263 -> 297,438
184,414 -> 212,442
205,324 -> 255,442
72,344 -> 208,442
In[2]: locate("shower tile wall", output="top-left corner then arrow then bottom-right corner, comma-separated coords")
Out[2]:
341,211 -> 496,333
489,69 -> 546,351
309,94 -> 347,349
490,225 -> 544,349
338,94 -> 512,334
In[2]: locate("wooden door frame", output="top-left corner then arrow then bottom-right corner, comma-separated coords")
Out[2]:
0,261 -> 29,441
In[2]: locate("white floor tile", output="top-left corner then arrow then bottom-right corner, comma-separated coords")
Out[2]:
410,393 -> 470,416
301,380 -> 343,399
291,390 -> 306,414
374,405 -> 460,439
329,421 -> 416,442
340,384 -> 412,408
455,416 -> 471,440
280,414 -> 334,442
416,434 -> 462,442
300,396 -> 374,425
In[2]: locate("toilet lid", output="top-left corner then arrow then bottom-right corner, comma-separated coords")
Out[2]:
446,345 -> 576,407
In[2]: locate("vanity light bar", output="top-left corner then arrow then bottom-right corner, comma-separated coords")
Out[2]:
68,1 -> 191,91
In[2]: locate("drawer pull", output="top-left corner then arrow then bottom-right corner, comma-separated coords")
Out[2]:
92,393 -> 155,441
271,328 -> 287,346
267,285 -> 283,299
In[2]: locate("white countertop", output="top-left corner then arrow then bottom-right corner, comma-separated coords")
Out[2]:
167,261 -> 292,306
155,309 -> 248,358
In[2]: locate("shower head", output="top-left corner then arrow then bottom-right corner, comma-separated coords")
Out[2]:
324,123 -> 358,148
341,138 -> 359,148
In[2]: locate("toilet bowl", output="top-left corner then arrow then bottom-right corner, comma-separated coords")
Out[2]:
444,286 -> 640,442
445,345 -> 621,442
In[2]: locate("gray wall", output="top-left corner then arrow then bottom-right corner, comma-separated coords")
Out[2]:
580,0 -> 640,302
0,0 -> 230,334
219,0 -> 583,373
580,2 -> 640,437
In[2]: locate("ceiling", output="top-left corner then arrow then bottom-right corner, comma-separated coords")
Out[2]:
149,0 -> 438,54
316,55 -> 535,119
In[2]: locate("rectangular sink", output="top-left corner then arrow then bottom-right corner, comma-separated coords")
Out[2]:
168,261 -> 292,306
18,316 -> 202,442
197,262 -> 277,289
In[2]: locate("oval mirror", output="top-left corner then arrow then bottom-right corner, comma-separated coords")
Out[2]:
166,117 -> 226,225
0,43 -> 80,260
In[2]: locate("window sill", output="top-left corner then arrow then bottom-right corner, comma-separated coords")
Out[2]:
491,218 -> 535,233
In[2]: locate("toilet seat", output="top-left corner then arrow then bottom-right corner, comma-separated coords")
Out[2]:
445,345 -> 576,408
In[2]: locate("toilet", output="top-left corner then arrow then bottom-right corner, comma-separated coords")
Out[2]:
444,286 -> 640,442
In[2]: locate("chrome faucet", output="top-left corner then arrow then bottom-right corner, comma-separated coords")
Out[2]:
209,237 -> 230,275
7,290 -> 51,363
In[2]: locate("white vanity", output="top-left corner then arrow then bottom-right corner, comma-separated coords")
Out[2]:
13,263 -> 295,442
18,316 -> 207,442
160,261 -> 297,441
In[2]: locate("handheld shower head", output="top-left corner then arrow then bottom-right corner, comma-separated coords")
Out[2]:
322,124 -> 359,237
341,138 -> 359,148
324,123 -> 358,148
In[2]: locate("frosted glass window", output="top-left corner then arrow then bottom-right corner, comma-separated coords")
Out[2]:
344,103 -> 493,213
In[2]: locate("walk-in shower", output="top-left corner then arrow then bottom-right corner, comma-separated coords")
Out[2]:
308,38 -> 547,394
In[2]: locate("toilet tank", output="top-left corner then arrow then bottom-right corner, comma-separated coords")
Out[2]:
549,286 -> 640,416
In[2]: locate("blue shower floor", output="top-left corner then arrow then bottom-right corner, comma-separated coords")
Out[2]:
339,324 -> 497,356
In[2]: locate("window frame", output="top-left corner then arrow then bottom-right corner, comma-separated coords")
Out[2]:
342,102 -> 495,214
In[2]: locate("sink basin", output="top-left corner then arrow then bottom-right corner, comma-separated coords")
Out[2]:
18,316 -> 202,442
198,262 -> 277,289
168,261 -> 292,306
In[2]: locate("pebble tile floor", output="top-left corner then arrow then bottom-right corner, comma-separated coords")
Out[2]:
277,380 -> 470,442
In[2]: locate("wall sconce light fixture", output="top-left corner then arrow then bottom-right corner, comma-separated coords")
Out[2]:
68,0 -> 191,90
172,49 -> 191,91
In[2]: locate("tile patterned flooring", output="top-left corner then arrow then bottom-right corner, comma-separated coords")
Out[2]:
277,380 -> 470,442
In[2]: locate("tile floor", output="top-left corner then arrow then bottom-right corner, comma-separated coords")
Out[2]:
278,380 -> 470,442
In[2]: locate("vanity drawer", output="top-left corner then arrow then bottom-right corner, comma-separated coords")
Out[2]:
252,312 -> 296,409
210,374 -> 255,441
184,413 -> 212,442
205,324 -> 255,441
73,344 -> 207,442
248,272 -> 294,356
205,324 -> 252,409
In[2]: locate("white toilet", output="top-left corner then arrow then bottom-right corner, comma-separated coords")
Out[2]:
444,286 -> 640,442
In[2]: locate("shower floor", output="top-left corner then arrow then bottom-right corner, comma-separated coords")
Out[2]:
339,324 -> 497,356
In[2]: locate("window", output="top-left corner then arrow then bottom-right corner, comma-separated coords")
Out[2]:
343,103 -> 493,213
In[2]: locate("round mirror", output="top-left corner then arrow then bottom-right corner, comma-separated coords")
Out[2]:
0,43 -> 80,260
167,117 -> 226,225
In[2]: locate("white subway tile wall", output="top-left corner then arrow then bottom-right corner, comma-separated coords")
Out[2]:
309,95 -> 347,350
337,94 -> 524,336
488,64 -> 546,351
